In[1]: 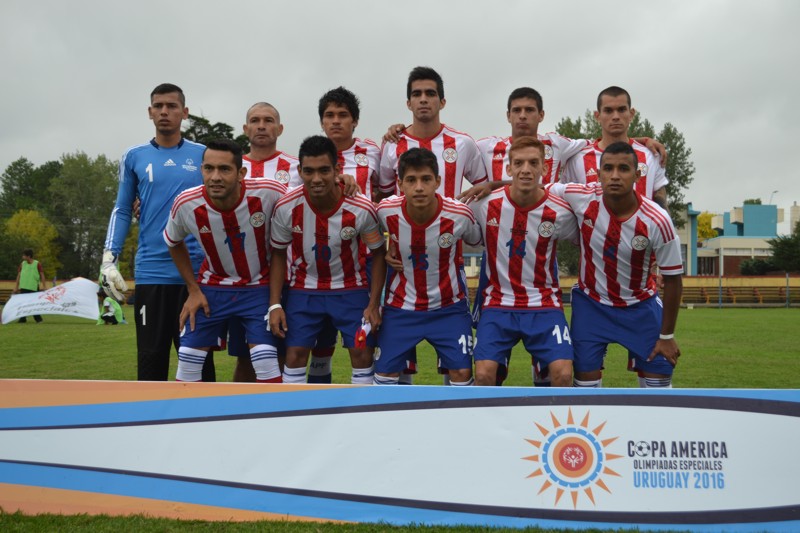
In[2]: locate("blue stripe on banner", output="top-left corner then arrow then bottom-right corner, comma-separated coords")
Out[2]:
1,388 -> 799,430
2,462 -> 798,532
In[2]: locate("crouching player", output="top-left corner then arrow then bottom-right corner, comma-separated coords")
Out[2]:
471,136 -> 577,387
269,135 -> 386,384
375,148 -> 480,385
164,139 -> 285,382
552,141 -> 682,388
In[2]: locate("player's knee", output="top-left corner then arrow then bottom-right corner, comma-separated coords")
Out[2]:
547,361 -> 573,387
448,368 -> 472,383
474,362 -> 497,386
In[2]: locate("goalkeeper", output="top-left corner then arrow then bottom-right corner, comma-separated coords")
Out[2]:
100,83 -> 214,382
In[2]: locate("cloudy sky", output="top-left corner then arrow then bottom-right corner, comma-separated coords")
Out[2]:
2,0 -> 798,233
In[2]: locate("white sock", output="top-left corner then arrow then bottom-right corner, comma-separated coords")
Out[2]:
282,366 -> 307,384
373,374 -> 399,385
250,344 -> 280,381
352,365 -> 374,384
642,377 -> 672,388
176,347 -> 207,382
449,378 -> 474,386
573,378 -> 602,388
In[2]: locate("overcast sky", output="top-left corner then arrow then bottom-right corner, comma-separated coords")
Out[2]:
2,0 -> 798,233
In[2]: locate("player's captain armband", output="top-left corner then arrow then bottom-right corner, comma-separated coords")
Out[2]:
362,229 -> 385,249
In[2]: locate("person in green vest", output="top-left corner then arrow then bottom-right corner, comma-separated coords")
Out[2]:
13,248 -> 45,323
97,289 -> 126,325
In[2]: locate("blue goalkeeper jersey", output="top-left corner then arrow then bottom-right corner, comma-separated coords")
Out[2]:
104,138 -> 205,284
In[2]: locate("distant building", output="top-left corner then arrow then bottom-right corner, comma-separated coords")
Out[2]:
790,201 -> 800,233
697,203 -> 784,276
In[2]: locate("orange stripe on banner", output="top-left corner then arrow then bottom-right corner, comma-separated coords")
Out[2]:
0,380 -> 355,408
0,483 -> 347,523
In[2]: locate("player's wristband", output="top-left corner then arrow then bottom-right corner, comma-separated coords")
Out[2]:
659,333 -> 675,340
268,304 -> 282,313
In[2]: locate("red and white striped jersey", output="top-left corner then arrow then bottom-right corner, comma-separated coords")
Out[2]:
377,195 -> 481,311
379,124 -> 487,198
561,139 -> 668,200
477,133 -> 589,185
551,182 -> 683,307
338,138 -> 381,199
243,151 -> 302,189
270,188 -> 384,291
472,185 -> 578,310
164,179 -> 286,287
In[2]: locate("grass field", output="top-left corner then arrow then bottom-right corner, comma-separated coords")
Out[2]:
1,306 -> 798,532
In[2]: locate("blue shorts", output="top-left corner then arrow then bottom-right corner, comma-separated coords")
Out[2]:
376,299 -> 473,374
180,286 -> 276,349
226,287 -> 287,357
473,308 -> 573,370
285,290 -> 373,348
570,288 -> 672,376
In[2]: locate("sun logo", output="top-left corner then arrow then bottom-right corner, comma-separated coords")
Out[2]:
522,408 -> 622,508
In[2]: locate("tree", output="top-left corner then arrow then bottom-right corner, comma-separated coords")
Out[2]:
743,198 -> 762,205
556,241 -> 580,276
48,152 -> 119,278
697,211 -> 718,240
556,112 -> 694,228
182,114 -> 250,153
0,158 -> 62,217
740,258 -> 775,275
768,220 -> 800,273
0,209 -> 61,279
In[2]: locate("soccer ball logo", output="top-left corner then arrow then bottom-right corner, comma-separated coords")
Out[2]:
633,441 -> 651,457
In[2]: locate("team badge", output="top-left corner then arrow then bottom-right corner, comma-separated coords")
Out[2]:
355,154 -> 369,167
275,170 -> 290,184
538,221 -> 555,237
249,212 -> 266,228
631,235 -> 650,250
182,158 -> 197,172
340,226 -> 357,240
638,162 -> 648,176
437,232 -> 455,248
544,145 -> 554,160
442,148 -> 458,163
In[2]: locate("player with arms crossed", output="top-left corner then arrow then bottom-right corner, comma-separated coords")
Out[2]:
101,83 -> 214,381
470,137 -> 578,387
553,141 -> 682,388
269,135 -> 386,384
164,139 -> 285,383
375,148 -> 480,386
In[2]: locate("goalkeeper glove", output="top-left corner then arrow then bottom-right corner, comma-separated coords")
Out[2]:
100,250 -> 128,302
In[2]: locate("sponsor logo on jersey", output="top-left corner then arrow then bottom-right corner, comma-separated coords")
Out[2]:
437,232 -> 455,248
583,219 -> 594,229
340,226 -> 357,240
182,159 -> 197,172
487,218 -> 500,227
442,147 -> 458,163
538,221 -> 555,238
164,159 -> 176,167
292,225 -> 303,234
631,235 -> 650,250
275,170 -> 291,184
199,225 -> 211,234
586,168 -> 598,178
250,212 -> 266,228
544,145 -> 554,160
354,154 -> 369,167
493,153 -> 504,161
638,162 -> 648,176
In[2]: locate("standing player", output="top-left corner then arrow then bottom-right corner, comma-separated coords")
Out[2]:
553,142 -> 682,388
241,102 -> 302,188
269,135 -> 386,384
164,139 -> 284,383
375,148 -> 480,385
100,83 -> 214,381
471,137 -> 578,387
13,248 -> 46,323
562,86 -> 669,208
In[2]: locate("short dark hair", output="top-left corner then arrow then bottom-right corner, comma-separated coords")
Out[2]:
398,148 -> 439,181
318,87 -> 360,123
600,141 -> 638,168
22,248 -> 34,258
298,135 -> 338,168
597,86 -> 631,110
204,138 -> 243,169
151,83 -> 185,106
246,102 -> 280,122
507,87 -> 543,112
508,136 -> 545,161
407,66 -> 444,100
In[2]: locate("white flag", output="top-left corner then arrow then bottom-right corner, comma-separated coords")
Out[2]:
2,277 -> 102,324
